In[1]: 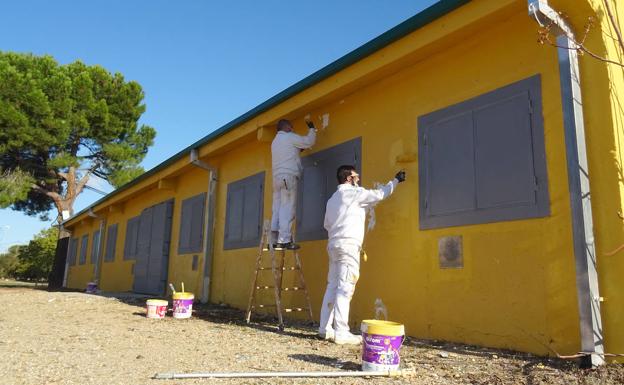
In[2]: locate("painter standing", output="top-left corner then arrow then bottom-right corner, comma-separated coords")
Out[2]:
319,165 -> 406,344
270,118 -> 317,249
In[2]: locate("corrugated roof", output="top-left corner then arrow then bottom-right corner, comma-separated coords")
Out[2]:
66,0 -> 470,225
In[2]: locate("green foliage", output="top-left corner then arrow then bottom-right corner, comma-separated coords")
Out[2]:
1,227 -> 58,280
0,51 -> 156,218
0,244 -> 22,278
0,168 -> 34,208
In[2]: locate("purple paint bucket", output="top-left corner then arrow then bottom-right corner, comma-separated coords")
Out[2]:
360,320 -> 405,371
172,292 -> 194,319
86,282 -> 97,294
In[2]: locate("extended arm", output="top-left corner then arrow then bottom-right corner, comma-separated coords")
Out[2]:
290,128 -> 316,149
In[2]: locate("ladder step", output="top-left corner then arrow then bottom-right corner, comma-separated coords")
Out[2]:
281,287 -> 304,291
255,285 -> 275,290
284,307 -> 308,312
253,304 -> 277,308
258,266 -> 299,271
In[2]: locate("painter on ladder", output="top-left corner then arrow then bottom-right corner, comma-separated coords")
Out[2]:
270,118 -> 317,249
319,165 -> 406,344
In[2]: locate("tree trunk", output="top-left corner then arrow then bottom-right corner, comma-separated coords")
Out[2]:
47,211 -> 72,290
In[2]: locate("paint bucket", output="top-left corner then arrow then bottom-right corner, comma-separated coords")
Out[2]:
86,282 -> 97,293
360,320 -> 405,371
172,292 -> 194,319
146,299 -> 168,319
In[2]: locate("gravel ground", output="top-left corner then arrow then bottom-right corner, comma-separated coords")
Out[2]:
1,283 -> 623,385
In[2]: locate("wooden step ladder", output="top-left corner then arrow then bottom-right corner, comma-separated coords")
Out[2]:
245,220 -> 313,331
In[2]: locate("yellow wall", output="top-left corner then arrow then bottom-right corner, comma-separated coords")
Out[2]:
64,0 -> 624,357
204,3 -> 580,355
66,218 -> 99,290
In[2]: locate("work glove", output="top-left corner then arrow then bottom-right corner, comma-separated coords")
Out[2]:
395,170 -> 406,183
305,120 -> 316,130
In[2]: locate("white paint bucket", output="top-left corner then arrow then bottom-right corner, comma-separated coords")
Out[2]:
172,292 -> 194,319
146,299 -> 168,319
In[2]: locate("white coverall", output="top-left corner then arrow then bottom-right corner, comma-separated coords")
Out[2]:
319,178 -> 398,338
271,128 -> 316,243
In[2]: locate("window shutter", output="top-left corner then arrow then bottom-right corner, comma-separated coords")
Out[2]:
224,172 -> 265,249
418,75 -> 549,229
104,224 -> 118,262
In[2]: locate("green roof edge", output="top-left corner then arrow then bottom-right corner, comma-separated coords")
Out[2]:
66,0 -> 470,224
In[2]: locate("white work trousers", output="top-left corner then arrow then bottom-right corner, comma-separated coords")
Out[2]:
271,174 -> 298,244
319,244 -> 360,337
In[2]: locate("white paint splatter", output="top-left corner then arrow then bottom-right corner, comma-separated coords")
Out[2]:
374,298 -> 388,320
321,113 -> 330,129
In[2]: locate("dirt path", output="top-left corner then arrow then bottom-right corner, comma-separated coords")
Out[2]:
0,285 -> 622,385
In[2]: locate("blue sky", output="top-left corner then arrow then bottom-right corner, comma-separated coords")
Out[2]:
0,0 -> 437,251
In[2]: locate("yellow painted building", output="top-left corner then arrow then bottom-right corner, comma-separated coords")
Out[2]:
63,0 -> 624,363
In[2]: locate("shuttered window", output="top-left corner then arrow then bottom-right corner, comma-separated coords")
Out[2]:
296,137 -> 361,241
90,230 -> 101,265
224,172 -> 264,249
67,237 -> 78,266
178,193 -> 206,254
104,224 -> 118,262
418,75 -> 550,229
79,234 -> 89,265
124,216 -> 140,260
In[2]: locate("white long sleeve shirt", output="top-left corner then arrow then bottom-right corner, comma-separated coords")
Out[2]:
324,179 -> 398,249
271,129 -> 316,176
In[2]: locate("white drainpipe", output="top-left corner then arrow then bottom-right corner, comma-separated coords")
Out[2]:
528,0 -> 604,367
190,149 -> 218,304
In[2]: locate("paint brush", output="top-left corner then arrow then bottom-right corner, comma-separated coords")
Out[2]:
181,282 -> 185,293
169,283 -> 176,294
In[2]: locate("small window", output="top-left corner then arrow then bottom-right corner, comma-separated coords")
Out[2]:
418,75 -> 550,229
296,137 -> 361,241
79,234 -> 89,265
178,193 -> 206,254
124,216 -> 140,260
104,224 -> 118,262
67,237 -> 78,266
224,172 -> 264,249
91,230 -> 101,265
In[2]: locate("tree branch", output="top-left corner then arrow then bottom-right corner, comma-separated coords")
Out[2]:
31,183 -> 62,202
603,0 -> 624,54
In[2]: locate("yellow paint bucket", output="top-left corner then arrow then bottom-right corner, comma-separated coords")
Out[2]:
146,299 -> 168,319
360,320 -> 405,371
172,292 -> 194,319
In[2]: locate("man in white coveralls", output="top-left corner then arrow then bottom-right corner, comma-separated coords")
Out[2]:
319,165 -> 406,344
271,118 -> 317,249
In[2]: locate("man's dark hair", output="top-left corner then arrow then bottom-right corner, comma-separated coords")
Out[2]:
277,119 -> 291,132
337,165 -> 356,184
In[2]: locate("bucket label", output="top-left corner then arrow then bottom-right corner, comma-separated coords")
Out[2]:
362,332 -> 403,370
173,299 -> 193,318
147,304 -> 167,318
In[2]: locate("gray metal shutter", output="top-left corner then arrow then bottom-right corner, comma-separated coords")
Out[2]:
224,185 -> 244,246
242,179 -> 263,243
178,193 -> 206,254
104,224 -> 118,262
418,75 -> 549,229
124,216 -> 140,260
133,207 -> 154,293
68,238 -> 78,265
474,93 -> 536,209
90,230 -> 100,265
424,112 -> 475,217
79,235 -> 89,265
296,137 -> 362,241
224,172 -> 265,249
